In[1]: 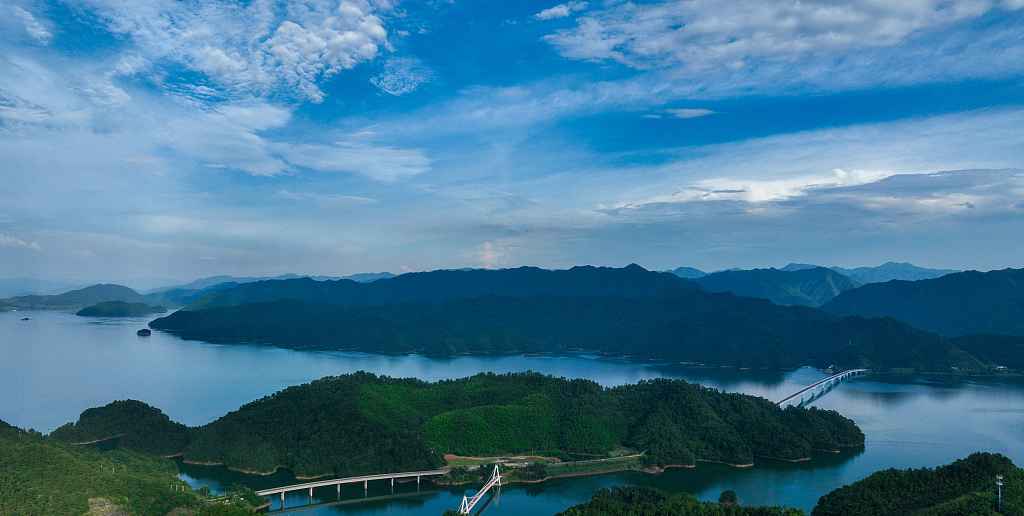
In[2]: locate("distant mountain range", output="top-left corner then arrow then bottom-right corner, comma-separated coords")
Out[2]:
694,267 -> 859,307
823,268 -> 1024,337
146,272 -> 395,294
667,262 -> 958,307
669,267 -> 707,279
781,261 -> 958,284
149,264 -> 1019,372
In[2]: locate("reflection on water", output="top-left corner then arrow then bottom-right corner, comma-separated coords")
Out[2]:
4,310 -> 1024,514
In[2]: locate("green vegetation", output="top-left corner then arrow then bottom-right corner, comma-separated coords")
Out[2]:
812,452 -> 1022,515
54,372 -> 862,480
150,265 -> 1012,372
951,334 -> 1024,370
694,267 -> 859,307
556,487 -> 804,515
76,301 -> 167,317
50,400 -> 190,456
0,419 -> 254,516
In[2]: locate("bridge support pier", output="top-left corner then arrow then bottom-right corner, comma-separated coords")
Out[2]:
391,477 -> 394,492
280,492 -> 285,509
337,483 -> 341,498
309,487 -> 314,502
364,479 -> 368,495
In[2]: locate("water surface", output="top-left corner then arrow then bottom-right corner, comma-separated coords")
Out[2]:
3,310 -> 1023,513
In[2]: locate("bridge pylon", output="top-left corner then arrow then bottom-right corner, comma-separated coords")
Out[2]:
458,465 -> 501,514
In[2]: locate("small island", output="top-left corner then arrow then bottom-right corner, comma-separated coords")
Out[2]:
76,301 -> 167,318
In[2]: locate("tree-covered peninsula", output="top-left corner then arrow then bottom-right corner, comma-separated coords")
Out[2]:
149,265 -> 1008,373
812,452 -> 1021,515
51,372 -> 863,480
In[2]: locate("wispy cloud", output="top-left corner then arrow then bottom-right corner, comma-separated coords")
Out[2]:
544,1 -> 1024,92
277,140 -> 431,182
277,189 -> 378,206
535,1 -> 588,21
0,233 -> 41,251
666,108 -> 715,119
11,5 -> 52,44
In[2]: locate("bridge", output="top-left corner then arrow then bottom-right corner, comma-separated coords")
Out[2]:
459,465 -> 502,514
776,369 -> 868,407
255,468 -> 449,509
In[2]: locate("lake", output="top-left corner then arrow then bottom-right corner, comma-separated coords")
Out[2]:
4,310 -> 1023,513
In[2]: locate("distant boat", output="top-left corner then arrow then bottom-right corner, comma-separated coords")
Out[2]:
20,317 -> 30,321
136,328 -> 152,337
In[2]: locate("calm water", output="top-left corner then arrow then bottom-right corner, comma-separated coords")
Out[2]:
4,310 -> 1024,513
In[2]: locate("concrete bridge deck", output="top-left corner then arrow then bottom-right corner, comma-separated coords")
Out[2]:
255,468 -> 449,499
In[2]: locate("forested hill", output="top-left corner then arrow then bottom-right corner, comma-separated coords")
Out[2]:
49,400 -> 189,456
50,373 -> 864,480
823,268 -> 1024,337
812,452 -> 1021,515
182,264 -> 698,309
0,418 -> 254,516
694,267 -> 859,307
1,283 -> 145,310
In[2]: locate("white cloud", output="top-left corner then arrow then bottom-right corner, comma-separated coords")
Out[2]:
370,57 -> 433,96
74,0 -> 393,102
535,1 -> 588,21
0,234 -> 41,251
278,140 -> 431,181
666,108 -> 715,119
159,102 -> 293,176
598,108 -> 1024,216
11,6 -> 52,44
544,1 -> 1024,92
277,189 -> 378,206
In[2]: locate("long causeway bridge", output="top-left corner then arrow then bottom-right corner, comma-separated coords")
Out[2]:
255,468 -> 449,509
776,369 -> 868,407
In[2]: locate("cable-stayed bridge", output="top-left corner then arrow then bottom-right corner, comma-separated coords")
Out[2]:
776,369 -> 868,407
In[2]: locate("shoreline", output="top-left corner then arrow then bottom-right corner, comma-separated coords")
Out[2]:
137,329 -> 1024,377
191,449 -> 855,487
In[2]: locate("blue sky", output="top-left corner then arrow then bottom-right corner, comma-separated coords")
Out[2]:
1,0 -> 1023,286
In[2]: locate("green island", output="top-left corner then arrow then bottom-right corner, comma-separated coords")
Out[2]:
76,301 -> 167,317
49,372 -> 862,481
0,419 -> 259,516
